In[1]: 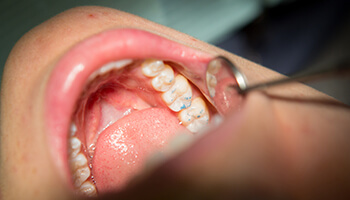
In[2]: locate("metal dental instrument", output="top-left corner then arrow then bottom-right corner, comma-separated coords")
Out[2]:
213,56 -> 350,94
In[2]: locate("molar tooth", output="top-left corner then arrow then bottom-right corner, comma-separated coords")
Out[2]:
69,137 -> 81,158
73,166 -> 91,187
151,64 -> 175,92
141,59 -> 165,77
207,58 -> 222,74
178,97 -> 209,133
206,58 -> 222,98
79,181 -> 97,197
206,73 -> 217,98
162,75 -> 192,112
70,153 -> 88,171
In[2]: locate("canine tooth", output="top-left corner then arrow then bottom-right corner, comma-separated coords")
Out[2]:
73,166 -> 91,187
70,153 -> 88,170
80,181 -> 97,197
69,137 -> 81,158
162,75 -> 192,112
141,59 -> 165,77
178,97 -> 209,132
151,64 -> 175,92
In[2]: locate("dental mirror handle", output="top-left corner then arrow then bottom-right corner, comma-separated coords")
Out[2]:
235,59 -> 350,94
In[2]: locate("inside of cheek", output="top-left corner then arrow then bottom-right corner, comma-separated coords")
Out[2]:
68,60 -> 213,196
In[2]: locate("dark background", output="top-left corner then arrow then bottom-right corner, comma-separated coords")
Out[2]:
1,0 -> 349,104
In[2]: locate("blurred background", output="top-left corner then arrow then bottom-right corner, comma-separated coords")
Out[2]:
1,0 -> 349,104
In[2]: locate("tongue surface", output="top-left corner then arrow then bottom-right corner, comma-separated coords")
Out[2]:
92,107 -> 188,193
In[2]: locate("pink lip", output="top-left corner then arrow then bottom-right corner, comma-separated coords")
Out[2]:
45,28 -> 213,183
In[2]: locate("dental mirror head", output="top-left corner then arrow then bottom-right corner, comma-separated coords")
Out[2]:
208,56 -> 248,93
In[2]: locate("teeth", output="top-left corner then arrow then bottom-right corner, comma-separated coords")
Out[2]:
70,123 -> 77,137
141,59 -> 165,77
79,181 -> 97,197
206,59 -> 222,98
69,137 -> 81,158
88,59 -> 133,81
178,97 -> 209,132
70,153 -> 88,171
151,64 -> 175,92
162,75 -> 192,112
73,166 -> 91,187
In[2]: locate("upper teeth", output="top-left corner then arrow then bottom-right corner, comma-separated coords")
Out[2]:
141,59 -> 209,132
151,64 -> 175,92
178,97 -> 209,132
162,75 -> 192,112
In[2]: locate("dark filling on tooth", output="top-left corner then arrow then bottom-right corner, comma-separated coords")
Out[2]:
69,59 -> 216,194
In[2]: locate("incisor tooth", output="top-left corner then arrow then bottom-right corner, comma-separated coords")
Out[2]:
80,181 -> 97,197
69,137 -> 81,158
151,64 -> 175,92
178,97 -> 209,132
70,153 -> 88,171
141,59 -> 165,77
73,166 -> 91,187
162,75 -> 192,112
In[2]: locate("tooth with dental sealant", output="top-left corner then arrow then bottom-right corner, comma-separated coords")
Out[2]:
162,75 -> 192,112
178,97 -> 209,132
151,64 -> 175,92
141,59 -> 165,77
206,58 -> 222,97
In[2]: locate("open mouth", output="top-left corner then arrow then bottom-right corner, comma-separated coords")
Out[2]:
45,29 -> 242,197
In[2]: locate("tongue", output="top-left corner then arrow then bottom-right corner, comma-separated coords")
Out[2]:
92,107 -> 188,193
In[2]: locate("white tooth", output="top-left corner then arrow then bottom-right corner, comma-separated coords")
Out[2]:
206,72 -> 217,98
69,137 -> 81,158
79,181 -> 97,197
141,59 -> 165,77
151,64 -> 175,92
70,123 -> 77,136
88,59 -> 133,81
207,58 -> 222,74
186,115 -> 209,133
73,166 -> 91,187
206,73 -> 217,87
70,153 -> 88,171
178,97 -> 209,133
162,75 -> 192,112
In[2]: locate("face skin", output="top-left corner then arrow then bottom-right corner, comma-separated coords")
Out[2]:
1,6 -> 350,200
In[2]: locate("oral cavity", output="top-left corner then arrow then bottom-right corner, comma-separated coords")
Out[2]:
68,59 -> 214,196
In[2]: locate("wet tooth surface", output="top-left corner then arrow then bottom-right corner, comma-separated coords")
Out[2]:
141,59 -> 165,77
178,97 -> 209,132
162,75 -> 192,112
73,166 -> 91,187
151,64 -> 175,92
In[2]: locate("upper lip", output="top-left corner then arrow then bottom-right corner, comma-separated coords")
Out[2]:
44,28 -> 214,184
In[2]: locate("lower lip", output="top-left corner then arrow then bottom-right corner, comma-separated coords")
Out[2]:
44,28 -> 212,184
